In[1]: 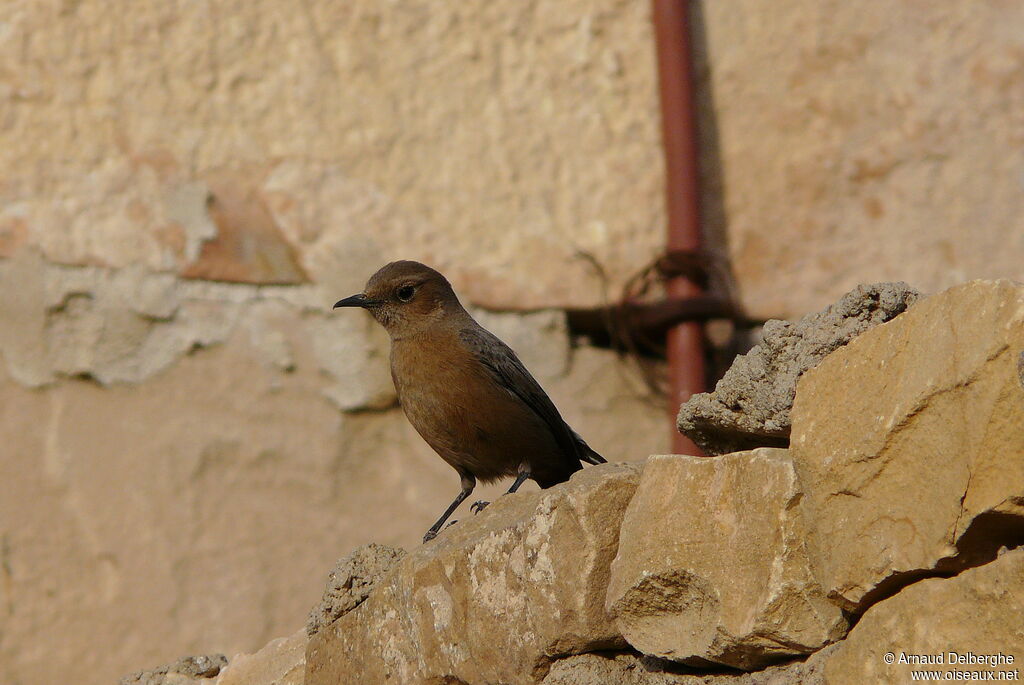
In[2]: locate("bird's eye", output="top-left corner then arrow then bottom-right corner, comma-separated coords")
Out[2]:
396,285 -> 416,302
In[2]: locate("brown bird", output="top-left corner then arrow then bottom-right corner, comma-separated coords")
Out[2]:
334,261 -> 606,543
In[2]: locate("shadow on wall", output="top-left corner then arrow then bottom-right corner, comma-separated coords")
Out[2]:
690,0 -> 730,290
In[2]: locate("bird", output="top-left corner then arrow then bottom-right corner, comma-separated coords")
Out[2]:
334,260 -> 606,543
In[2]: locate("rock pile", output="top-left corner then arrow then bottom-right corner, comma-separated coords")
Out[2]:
677,281 -> 921,455
124,279 -> 1024,684
307,464 -> 643,685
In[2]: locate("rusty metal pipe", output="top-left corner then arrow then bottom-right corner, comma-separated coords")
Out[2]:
651,0 -> 705,455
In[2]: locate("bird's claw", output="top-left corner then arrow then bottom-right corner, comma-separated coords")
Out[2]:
470,500 -> 490,514
423,520 -> 461,544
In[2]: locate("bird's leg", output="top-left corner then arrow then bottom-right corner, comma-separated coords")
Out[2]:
423,473 -> 475,544
506,462 -> 532,494
472,463 -> 531,514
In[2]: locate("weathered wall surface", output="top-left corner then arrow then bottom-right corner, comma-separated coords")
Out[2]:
3,0 -> 1022,316
695,0 -> 1024,318
0,0 -> 663,309
2,1 -> 1023,684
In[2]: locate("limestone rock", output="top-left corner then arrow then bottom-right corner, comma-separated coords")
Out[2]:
305,463 -> 642,685
306,543 -> 406,637
790,280 -> 1024,612
542,653 -> 705,685
543,646 -> 838,685
543,653 -> 694,685
120,654 -> 227,685
213,630 -> 306,685
168,656 -> 228,679
822,550 -> 1024,684
607,450 -> 846,670
678,282 -> 920,455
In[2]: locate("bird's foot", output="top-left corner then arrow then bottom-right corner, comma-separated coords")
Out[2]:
423,520 -> 461,543
470,500 -> 490,514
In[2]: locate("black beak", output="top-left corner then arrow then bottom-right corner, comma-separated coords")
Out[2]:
333,293 -> 381,309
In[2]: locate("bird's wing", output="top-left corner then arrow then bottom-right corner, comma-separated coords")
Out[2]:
570,428 -> 606,464
458,326 -> 599,466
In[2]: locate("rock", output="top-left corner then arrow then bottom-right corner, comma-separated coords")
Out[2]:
607,450 -> 846,670
541,652 -> 699,685
790,280 -> 1024,612
305,463 -> 643,685
678,282 -> 920,455
120,654 -> 227,685
171,656 -> 228,679
306,543 -> 406,637
822,549 -> 1024,683
213,630 -> 306,685
543,645 -> 839,685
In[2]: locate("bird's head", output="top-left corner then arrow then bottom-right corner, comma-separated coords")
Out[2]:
334,260 -> 464,338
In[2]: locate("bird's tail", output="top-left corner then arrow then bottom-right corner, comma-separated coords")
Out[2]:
571,429 -> 607,464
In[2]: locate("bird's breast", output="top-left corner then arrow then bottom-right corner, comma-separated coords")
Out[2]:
389,335 -> 559,480
391,337 -> 501,436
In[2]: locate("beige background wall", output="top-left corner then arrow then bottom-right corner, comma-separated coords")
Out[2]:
0,0 -> 664,309
0,1 -> 1021,684
694,0 -> 1024,318
0,2 -> 667,684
